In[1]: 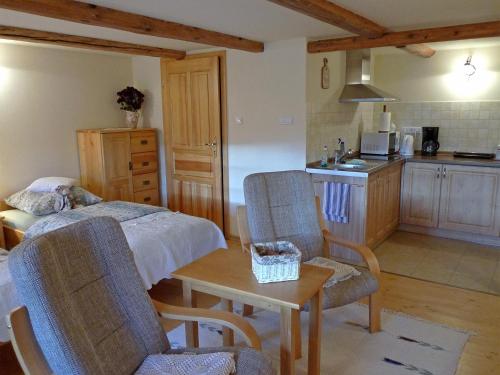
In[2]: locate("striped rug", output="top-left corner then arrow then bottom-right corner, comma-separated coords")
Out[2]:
167,303 -> 470,375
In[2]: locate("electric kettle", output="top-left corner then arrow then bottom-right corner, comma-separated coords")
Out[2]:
400,134 -> 414,156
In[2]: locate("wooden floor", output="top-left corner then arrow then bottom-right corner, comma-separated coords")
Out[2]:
2,242 -> 499,374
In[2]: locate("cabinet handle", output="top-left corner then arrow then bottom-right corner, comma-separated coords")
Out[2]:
142,161 -> 150,167
143,180 -> 150,186
129,161 -> 132,170
140,140 -> 148,145
144,197 -> 151,202
443,167 -> 447,179
437,167 -> 440,179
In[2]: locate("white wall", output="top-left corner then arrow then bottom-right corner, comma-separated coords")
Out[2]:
373,45 -> 500,102
0,43 -> 132,199
131,56 -> 167,206
227,38 -> 307,234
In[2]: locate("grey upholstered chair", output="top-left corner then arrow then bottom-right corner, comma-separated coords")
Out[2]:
7,216 -> 274,375
237,170 -> 381,333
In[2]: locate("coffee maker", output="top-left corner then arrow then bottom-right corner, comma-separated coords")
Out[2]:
421,127 -> 440,156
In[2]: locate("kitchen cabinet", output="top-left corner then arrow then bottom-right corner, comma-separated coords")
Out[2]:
367,163 -> 402,248
401,162 -> 441,227
311,161 -> 403,262
439,165 -> 500,236
401,162 -> 500,237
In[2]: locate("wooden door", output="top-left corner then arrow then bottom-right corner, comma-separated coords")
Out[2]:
401,162 -> 441,228
438,165 -> 500,235
162,57 -> 223,229
101,132 -> 133,201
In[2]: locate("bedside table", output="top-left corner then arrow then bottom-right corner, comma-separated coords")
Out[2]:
0,217 -> 5,249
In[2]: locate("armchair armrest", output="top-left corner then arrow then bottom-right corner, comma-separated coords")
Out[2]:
152,300 -> 262,350
322,230 -> 380,277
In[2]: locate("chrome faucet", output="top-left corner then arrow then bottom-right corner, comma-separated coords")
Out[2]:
334,138 -> 353,164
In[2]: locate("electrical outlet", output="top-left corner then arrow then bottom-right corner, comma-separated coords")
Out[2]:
279,116 -> 294,125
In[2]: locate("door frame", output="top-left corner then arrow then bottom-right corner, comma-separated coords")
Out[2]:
160,50 -> 230,237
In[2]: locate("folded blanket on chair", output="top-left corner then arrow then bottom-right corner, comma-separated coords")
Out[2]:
135,352 -> 236,375
305,257 -> 361,288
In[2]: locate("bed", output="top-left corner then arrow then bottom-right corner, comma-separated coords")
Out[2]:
0,201 -> 227,342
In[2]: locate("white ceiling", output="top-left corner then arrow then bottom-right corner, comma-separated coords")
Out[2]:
0,0 -> 499,52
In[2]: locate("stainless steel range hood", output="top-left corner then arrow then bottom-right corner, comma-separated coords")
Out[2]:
339,49 -> 399,103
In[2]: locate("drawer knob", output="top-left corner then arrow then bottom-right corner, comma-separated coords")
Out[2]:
143,180 -> 150,186
144,197 -> 151,202
141,140 -> 148,145
142,162 -> 150,167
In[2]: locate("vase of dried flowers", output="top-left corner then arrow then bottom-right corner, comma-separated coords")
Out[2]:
117,86 -> 144,128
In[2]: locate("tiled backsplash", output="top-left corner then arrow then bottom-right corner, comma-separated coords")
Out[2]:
374,101 -> 500,153
307,102 -> 375,162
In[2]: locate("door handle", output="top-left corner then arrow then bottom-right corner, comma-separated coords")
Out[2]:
437,167 -> 440,179
204,140 -> 218,157
443,167 -> 447,179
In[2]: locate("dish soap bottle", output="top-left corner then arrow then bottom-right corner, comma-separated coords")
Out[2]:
320,145 -> 329,167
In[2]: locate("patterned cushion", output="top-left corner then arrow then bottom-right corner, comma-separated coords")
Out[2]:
5,188 -> 72,216
135,352 -> 236,375
303,267 -> 379,311
70,186 -> 103,207
243,171 -> 324,261
164,348 -> 275,375
8,217 -> 169,375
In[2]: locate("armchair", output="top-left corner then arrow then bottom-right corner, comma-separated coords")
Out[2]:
237,170 -> 381,333
7,216 -> 274,375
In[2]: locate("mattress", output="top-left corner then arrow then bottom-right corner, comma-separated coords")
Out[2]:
1,209 -> 45,232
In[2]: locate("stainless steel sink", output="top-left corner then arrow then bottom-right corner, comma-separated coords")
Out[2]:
335,163 -> 367,170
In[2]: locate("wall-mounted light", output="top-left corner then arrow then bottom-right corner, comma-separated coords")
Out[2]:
463,56 -> 476,77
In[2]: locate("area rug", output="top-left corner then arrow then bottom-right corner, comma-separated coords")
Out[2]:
167,303 -> 470,375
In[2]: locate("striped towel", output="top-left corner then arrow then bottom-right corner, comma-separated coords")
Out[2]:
323,182 -> 350,223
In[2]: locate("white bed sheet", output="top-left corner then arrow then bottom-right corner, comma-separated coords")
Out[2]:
122,211 -> 227,289
0,211 -> 227,342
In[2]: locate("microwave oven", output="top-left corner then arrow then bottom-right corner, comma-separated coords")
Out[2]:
361,131 -> 400,155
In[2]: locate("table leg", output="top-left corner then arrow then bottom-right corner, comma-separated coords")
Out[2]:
308,288 -> 323,375
220,298 -> 234,346
182,281 -> 199,348
294,312 -> 302,359
280,306 -> 298,375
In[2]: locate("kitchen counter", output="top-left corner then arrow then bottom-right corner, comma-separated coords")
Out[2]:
306,156 -> 404,177
405,152 -> 500,168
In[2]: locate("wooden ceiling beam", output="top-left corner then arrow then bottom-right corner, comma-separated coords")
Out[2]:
0,0 -> 264,52
308,20 -> 500,53
268,0 -> 435,57
396,44 -> 436,58
0,25 -> 185,58
268,0 -> 386,37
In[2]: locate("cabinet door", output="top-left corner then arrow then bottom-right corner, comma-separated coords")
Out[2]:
439,165 -> 500,235
102,133 -> 133,201
401,162 -> 442,227
365,176 -> 378,247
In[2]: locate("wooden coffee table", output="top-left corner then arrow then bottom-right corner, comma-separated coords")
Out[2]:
171,249 -> 333,375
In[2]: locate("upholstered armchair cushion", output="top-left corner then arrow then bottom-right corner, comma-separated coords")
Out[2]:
243,171 -> 324,261
8,217 -> 169,375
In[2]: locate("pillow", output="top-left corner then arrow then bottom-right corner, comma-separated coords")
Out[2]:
69,187 -> 102,207
5,189 -> 72,216
27,177 -> 78,193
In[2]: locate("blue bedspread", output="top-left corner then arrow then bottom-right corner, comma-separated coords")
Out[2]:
24,201 -> 167,239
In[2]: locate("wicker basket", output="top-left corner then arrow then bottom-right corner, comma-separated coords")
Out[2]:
250,241 -> 301,283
